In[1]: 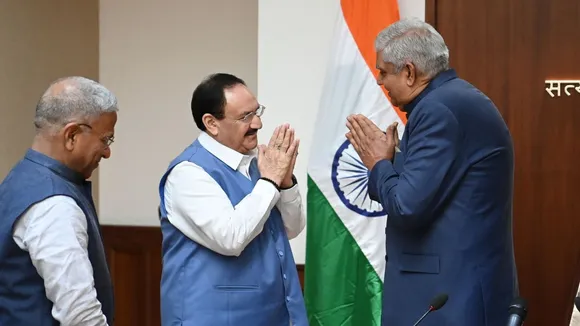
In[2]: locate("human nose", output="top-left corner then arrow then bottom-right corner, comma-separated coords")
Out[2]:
250,114 -> 262,129
376,76 -> 383,85
102,147 -> 111,159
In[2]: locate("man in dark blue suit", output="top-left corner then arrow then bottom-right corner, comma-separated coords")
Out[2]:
346,18 -> 518,326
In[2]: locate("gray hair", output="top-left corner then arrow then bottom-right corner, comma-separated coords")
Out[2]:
375,18 -> 449,79
34,76 -> 118,131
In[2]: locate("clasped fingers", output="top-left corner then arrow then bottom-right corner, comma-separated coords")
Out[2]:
279,126 -> 294,153
270,124 -> 289,151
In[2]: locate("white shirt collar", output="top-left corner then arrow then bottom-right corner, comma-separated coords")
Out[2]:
197,131 -> 257,171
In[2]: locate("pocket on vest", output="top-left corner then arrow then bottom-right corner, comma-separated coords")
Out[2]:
214,285 -> 260,292
398,253 -> 440,274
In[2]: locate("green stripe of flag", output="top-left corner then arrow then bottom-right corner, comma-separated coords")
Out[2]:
304,176 -> 383,326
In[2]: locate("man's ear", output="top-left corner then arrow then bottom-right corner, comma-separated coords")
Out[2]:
405,62 -> 417,87
202,114 -> 219,136
62,123 -> 81,151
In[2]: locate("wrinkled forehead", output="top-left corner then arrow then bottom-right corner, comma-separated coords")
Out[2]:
224,84 -> 259,116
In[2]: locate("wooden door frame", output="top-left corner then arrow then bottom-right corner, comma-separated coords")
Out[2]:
424,0 -> 437,27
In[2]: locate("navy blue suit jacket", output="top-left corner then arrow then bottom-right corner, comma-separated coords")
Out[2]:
368,69 -> 518,326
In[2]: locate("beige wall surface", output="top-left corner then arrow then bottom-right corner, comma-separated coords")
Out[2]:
0,0 -> 100,203
98,0 -> 258,225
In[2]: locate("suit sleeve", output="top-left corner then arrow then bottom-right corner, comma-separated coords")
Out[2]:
368,102 -> 460,229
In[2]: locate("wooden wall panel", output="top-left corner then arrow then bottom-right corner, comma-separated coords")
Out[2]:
102,225 -> 305,326
426,1 -> 580,325
102,226 -> 162,326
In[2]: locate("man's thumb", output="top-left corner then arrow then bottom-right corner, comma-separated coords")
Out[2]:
386,121 -> 398,133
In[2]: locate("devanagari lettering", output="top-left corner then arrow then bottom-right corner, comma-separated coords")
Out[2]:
545,80 -> 580,97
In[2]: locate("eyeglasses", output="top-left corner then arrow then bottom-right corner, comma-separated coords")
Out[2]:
237,105 -> 265,123
78,123 -> 115,147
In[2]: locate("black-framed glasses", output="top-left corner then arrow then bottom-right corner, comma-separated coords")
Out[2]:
78,123 -> 115,147
237,105 -> 265,123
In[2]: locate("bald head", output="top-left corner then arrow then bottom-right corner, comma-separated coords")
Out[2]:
34,76 -> 118,133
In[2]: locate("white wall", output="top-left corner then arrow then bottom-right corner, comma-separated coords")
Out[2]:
399,0 -> 426,20
98,0 -> 424,264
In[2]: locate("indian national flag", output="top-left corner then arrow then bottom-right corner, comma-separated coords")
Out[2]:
304,0 -> 404,325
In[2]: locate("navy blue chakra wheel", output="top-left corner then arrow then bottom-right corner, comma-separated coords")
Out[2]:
331,139 -> 387,217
